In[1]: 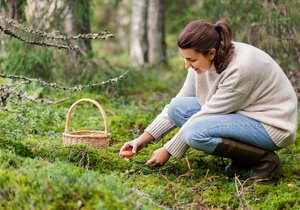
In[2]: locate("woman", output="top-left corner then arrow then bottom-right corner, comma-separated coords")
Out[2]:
119,20 -> 298,178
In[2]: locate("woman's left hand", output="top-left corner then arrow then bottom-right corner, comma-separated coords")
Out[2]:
145,147 -> 171,167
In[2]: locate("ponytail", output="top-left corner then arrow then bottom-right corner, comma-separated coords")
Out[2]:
214,20 -> 235,73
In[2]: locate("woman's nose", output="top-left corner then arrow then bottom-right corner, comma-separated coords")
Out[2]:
184,59 -> 192,69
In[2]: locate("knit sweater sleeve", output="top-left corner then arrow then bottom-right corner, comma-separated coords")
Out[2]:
145,68 -> 196,140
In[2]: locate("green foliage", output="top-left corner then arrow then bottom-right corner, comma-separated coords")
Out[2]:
65,0 -> 91,25
0,1 -> 299,209
166,0 -> 299,83
0,90 -> 299,209
1,39 -> 54,80
208,0 -> 299,75
0,150 -> 163,209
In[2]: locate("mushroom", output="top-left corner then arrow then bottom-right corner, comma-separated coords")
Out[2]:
120,150 -> 135,158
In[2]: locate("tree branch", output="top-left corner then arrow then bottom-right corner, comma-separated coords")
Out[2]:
0,71 -> 128,91
0,16 -> 114,50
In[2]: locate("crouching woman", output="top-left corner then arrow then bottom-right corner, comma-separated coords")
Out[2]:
119,20 -> 298,178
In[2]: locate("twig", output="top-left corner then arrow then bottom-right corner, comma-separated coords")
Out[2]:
0,25 -> 79,51
0,16 -> 114,51
174,157 -> 193,181
0,71 -> 129,91
234,175 -> 269,209
10,90 -> 69,104
75,150 -> 87,168
204,169 -> 210,179
159,174 -> 178,202
0,71 -> 128,114
234,175 -> 247,209
0,16 -> 114,41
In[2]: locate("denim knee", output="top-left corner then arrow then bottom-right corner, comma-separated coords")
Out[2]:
167,97 -> 201,128
182,125 -> 204,148
182,122 -> 221,154
167,97 -> 187,127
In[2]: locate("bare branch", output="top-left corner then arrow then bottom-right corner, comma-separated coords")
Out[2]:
11,90 -> 69,104
0,71 -> 129,91
0,25 -> 79,51
0,16 -> 114,41
0,16 -> 114,50
234,175 -> 268,209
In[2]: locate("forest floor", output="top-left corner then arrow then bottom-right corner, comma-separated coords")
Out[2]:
0,77 -> 299,209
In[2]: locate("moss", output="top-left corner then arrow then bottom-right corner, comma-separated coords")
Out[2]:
0,90 -> 299,209
0,150 -> 167,209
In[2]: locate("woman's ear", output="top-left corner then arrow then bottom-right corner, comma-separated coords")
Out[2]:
209,48 -> 216,61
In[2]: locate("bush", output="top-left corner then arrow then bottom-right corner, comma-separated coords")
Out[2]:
1,39 -> 54,80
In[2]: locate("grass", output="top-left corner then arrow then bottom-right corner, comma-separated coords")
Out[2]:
0,68 -> 299,209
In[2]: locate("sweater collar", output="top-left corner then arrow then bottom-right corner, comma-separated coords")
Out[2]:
208,63 -> 216,72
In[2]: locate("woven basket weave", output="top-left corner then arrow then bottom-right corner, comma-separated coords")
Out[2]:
62,98 -> 110,149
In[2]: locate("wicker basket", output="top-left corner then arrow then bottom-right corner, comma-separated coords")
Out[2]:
62,98 -> 110,148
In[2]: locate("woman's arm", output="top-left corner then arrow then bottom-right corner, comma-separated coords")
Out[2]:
145,68 -> 196,141
119,69 -> 196,156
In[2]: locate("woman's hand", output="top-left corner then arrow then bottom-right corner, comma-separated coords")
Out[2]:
119,132 -> 154,156
119,138 -> 143,155
145,147 -> 171,167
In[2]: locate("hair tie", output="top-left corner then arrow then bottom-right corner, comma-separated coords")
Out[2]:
214,24 -> 220,33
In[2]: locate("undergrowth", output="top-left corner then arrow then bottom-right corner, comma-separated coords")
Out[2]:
0,78 -> 299,209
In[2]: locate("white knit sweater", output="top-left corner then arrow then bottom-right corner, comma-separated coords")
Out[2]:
145,42 -> 298,158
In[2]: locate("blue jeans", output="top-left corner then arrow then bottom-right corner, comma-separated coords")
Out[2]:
168,97 -> 278,154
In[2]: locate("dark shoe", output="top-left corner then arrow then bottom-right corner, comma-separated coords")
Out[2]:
212,138 -> 280,178
225,160 -> 246,171
224,159 -> 251,179
250,151 -> 280,178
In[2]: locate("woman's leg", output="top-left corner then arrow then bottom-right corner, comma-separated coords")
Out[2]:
167,97 -> 201,128
181,113 -> 280,178
181,113 -> 278,154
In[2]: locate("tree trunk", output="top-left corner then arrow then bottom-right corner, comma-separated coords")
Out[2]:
0,0 -> 25,56
130,0 -> 148,66
147,0 -> 166,64
25,0 -> 91,55
115,0 -> 131,51
1,0 -> 25,20
25,0 -> 64,30
63,0 -> 91,56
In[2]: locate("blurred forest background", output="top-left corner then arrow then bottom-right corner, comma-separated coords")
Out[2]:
0,0 -> 299,97
0,0 -> 299,209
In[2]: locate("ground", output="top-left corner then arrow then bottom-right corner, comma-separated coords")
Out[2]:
0,90 -> 299,209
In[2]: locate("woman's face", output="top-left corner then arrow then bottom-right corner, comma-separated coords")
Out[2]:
178,48 -> 215,74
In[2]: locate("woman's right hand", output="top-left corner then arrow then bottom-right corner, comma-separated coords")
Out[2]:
119,132 -> 154,156
119,138 -> 142,155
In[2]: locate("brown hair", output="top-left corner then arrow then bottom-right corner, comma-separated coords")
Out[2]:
177,20 -> 234,74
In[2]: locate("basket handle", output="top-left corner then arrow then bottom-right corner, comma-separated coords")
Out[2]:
65,98 -> 109,135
